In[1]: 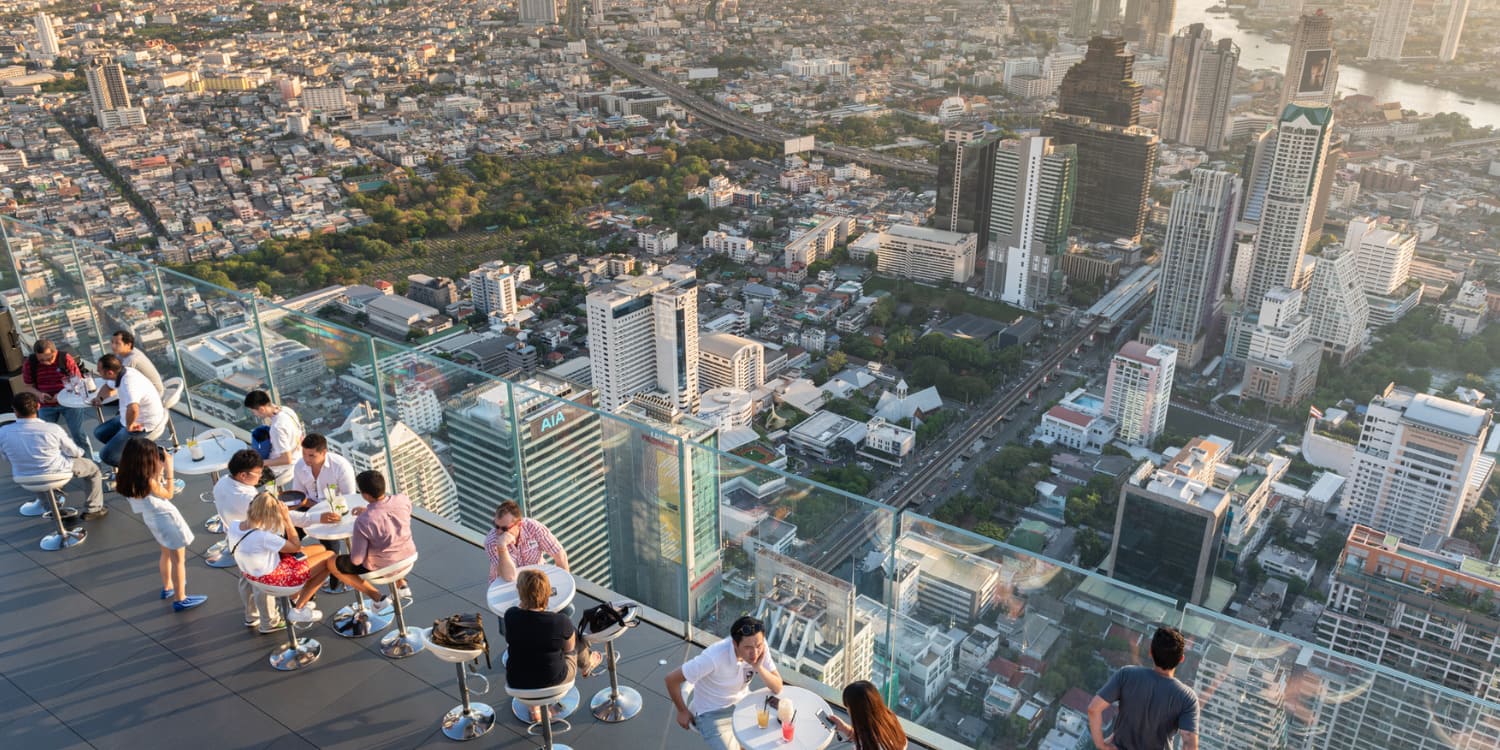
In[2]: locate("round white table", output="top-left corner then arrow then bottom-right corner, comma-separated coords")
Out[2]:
302,493 -> 370,594
55,380 -> 116,423
486,564 -> 576,615
732,686 -> 836,750
175,436 -> 247,566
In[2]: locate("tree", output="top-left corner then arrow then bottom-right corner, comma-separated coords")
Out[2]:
974,521 -> 1008,542
825,351 -> 848,372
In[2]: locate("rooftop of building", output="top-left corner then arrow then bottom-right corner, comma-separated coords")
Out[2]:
1402,391 -> 1491,437
883,223 -> 973,245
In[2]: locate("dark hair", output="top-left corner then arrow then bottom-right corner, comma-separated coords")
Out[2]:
1150,627 -> 1186,670
729,615 -> 763,644
243,390 -> 272,409
356,469 -> 386,498
97,354 -> 122,375
12,391 -> 38,417
843,681 -> 906,750
228,449 -> 264,476
116,436 -> 165,499
494,500 -> 522,521
112,330 -> 136,348
300,433 -> 328,452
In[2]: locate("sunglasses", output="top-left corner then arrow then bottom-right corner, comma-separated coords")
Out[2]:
731,620 -> 764,639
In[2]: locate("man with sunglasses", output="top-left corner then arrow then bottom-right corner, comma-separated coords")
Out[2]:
666,615 -> 784,750
484,500 -> 569,584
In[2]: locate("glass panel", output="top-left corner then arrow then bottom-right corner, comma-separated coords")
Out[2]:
72,241 -> 168,374
0,217 -> 93,352
155,267 -> 267,434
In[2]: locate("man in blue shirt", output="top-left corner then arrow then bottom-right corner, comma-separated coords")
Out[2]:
1,392 -> 106,518
1088,627 -> 1199,750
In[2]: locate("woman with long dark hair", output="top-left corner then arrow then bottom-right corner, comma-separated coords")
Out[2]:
830,680 -> 907,750
117,436 -> 206,611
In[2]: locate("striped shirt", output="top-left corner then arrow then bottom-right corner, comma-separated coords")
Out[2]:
484,518 -> 564,582
21,353 -> 81,398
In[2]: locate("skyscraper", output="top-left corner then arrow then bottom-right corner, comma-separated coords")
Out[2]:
519,0 -> 558,25
1161,24 -> 1239,151
1245,103 -> 1334,308
934,125 -> 1000,257
1278,12 -> 1339,112
1339,386 -> 1492,542
84,56 -> 147,130
586,268 -> 700,414
1303,247 -> 1369,364
1440,0 -> 1471,63
1104,341 -> 1177,446
1366,0 -> 1413,61
1143,169 -> 1240,367
326,402 -> 461,522
985,136 -> 1076,308
1071,0 -> 1120,38
1109,460 -> 1229,605
1123,0 -> 1176,55
1042,37 -> 1157,242
33,12 -> 59,60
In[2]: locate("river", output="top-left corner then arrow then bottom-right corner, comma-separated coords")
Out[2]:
1173,0 -> 1500,129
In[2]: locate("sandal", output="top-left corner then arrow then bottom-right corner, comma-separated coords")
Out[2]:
581,649 -> 604,677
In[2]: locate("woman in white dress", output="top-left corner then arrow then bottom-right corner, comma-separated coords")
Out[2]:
117,436 -> 206,612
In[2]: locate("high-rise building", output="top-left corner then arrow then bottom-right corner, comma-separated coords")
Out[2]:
985,137 -> 1077,308
84,56 -> 147,130
467,260 -> 523,316
698,333 -> 764,392
1279,12 -> 1340,112
934,125 -> 1001,257
1042,37 -> 1157,242
519,0 -> 558,25
586,268 -> 700,414
1071,0 -> 1120,38
1338,386 -> 1493,542
1366,0 -> 1413,61
1245,103 -> 1334,308
873,225 -> 977,285
1440,0 -> 1471,63
1303,248 -> 1369,364
1193,640 -> 1292,749
1240,287 -> 1322,407
1161,24 -> 1239,151
1123,0 -> 1175,55
1346,216 -> 1421,327
1109,461 -> 1230,605
33,12 -> 59,59
326,402 -> 461,521
1143,169 -> 1240,367
1104,341 -> 1177,446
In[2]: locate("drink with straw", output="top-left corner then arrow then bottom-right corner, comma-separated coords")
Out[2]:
757,699 -> 769,729
188,437 -> 204,461
329,485 -> 346,516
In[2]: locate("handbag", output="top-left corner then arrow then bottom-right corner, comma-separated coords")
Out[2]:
431,612 -> 491,670
577,601 -> 639,639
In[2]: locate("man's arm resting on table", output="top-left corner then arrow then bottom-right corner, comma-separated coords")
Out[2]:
1088,696 -> 1116,750
758,658 -> 784,695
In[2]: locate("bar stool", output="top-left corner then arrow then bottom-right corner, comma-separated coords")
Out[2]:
422,628 -> 496,741
245,577 -> 321,670
364,553 -> 422,658
506,680 -> 577,750
584,606 -> 641,722
161,378 -> 185,448
17,471 -> 86,551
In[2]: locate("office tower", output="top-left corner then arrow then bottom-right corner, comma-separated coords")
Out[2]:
1339,386 -> 1492,542
1245,103 -> 1334,308
84,56 -> 147,130
1440,0 -> 1471,63
1279,12 -> 1339,112
873,225 -> 977,284
1346,216 -> 1421,327
1103,341 -> 1176,446
753,549 -> 875,688
1161,25 -> 1239,151
698,332 -> 764,392
935,125 -> 1000,257
33,12 -> 59,59
1241,287 -> 1321,407
1366,0 -> 1413,61
326,402 -> 461,521
985,136 -> 1077,308
1124,0 -> 1175,55
586,268 -> 699,414
447,377 -> 610,586
1043,37 -> 1157,242
1071,0 -> 1119,38
1238,128 -> 1275,224
1303,248 -> 1369,364
1143,169 -> 1240,367
1109,461 -> 1230,605
519,0 -> 558,24
467,260 -> 521,316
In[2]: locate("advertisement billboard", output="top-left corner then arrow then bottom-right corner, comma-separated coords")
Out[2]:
783,135 -> 815,155
1297,49 -> 1332,95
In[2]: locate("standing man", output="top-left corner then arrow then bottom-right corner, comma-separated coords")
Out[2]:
92,354 -> 165,467
291,433 -> 357,506
244,389 -> 303,485
325,470 -> 416,608
666,615 -> 783,750
19,339 -> 89,448
1088,627 -> 1200,750
0,393 -> 106,519
485,500 -> 569,583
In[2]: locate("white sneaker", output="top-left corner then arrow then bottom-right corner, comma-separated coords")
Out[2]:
373,596 -> 395,616
396,584 -> 413,601
288,604 -> 323,623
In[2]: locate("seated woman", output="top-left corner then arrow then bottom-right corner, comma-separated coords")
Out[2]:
503,568 -> 604,721
228,491 -> 336,622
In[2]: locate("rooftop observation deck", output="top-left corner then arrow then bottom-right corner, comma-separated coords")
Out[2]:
5,215 -> 1500,749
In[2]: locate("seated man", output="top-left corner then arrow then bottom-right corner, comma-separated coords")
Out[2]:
91,354 -> 165,467
666,616 -> 783,750
291,433 -> 357,506
0,392 -> 106,519
93,330 -> 165,398
325,470 -> 416,608
213,449 -> 316,631
20,339 -> 89,449
485,500 -> 569,583
244,389 -> 303,485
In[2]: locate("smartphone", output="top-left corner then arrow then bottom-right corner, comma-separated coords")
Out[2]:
291,552 -> 307,561
765,694 -> 780,711
816,709 -> 834,730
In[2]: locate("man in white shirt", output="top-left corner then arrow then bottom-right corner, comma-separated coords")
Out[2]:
244,389 -> 303,484
213,449 -> 321,631
666,616 -> 783,750
291,433 -> 357,506
110,330 -> 164,395
0,393 -> 106,518
92,354 -> 165,467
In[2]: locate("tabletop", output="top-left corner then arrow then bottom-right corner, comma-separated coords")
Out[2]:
300,494 -> 370,540
172,436 -> 248,475
55,380 -> 117,409
732,686 -> 836,750
486,563 -> 576,615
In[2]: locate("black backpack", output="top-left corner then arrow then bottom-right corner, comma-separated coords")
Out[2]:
432,612 -> 491,669
577,601 -> 639,639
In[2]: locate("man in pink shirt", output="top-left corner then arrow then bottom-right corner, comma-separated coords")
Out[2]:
485,500 -> 569,583
327,470 -> 416,608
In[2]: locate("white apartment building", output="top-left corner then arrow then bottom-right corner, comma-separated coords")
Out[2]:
1340,386 -> 1493,542
781,58 -> 848,77
1303,248 -> 1369,364
328,403 -> 461,522
1160,25 -> 1239,151
1366,0 -> 1414,60
1242,286 -> 1322,407
302,85 -> 349,112
467,260 -> 522,316
1246,103 -> 1333,308
1347,215 -> 1416,296
861,418 -> 916,466
874,224 -> 977,285
33,13 -> 59,59
1035,388 -> 1117,453
586,270 -> 700,414
1104,342 -> 1177,447
986,136 -> 1075,309
701,230 -> 755,264
783,215 -> 854,268
1440,0 -> 1471,62
1143,168 -> 1240,367
636,225 -> 678,254
518,0 -> 557,24
1192,642 -> 1292,749
698,332 -> 765,392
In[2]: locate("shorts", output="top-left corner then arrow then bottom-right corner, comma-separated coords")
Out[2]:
335,554 -> 370,576
246,554 -> 312,588
129,496 -> 194,550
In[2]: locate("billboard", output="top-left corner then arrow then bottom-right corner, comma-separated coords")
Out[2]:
783,135 -> 815,155
1297,49 -> 1332,95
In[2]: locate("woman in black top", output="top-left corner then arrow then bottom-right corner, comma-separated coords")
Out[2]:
503,568 -> 602,721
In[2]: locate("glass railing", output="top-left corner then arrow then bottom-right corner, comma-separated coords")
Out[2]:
6,215 -> 1500,750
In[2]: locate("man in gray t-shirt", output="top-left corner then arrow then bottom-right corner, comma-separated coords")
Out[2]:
1088,627 -> 1199,750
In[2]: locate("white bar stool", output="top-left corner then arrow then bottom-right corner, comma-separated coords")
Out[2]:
17,471 -> 85,550
422,628 -> 496,741
584,607 -> 642,722
363,553 -> 422,658
245,578 -> 321,670
506,680 -> 577,750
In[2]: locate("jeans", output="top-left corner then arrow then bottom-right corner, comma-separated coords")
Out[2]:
695,706 -> 739,750
40,405 -> 90,453
94,420 -> 143,467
